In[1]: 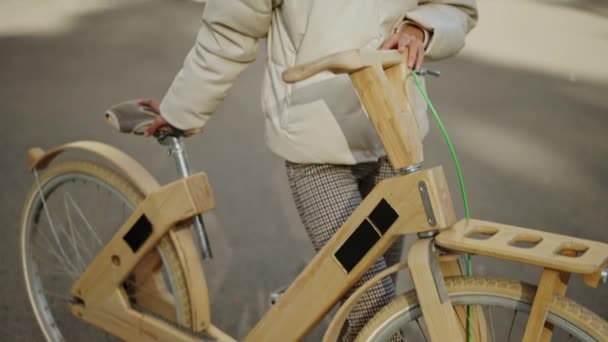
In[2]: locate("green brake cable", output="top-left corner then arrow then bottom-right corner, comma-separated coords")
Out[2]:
412,71 -> 474,341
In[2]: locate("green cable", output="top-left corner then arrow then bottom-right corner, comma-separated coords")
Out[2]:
412,71 -> 474,341
412,72 -> 470,220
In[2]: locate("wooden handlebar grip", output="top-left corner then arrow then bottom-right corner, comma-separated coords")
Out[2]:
282,58 -> 325,83
282,49 -> 406,83
282,50 -> 363,83
350,64 -> 424,169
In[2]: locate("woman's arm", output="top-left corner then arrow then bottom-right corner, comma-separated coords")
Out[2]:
397,0 -> 478,60
158,0 -> 273,131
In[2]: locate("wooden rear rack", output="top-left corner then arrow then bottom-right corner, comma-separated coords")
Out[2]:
436,219 -> 608,286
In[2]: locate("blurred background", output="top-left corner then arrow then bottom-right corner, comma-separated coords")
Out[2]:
1,0 -> 607,340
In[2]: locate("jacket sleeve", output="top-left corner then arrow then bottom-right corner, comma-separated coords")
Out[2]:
399,0 -> 478,60
159,0 -> 272,130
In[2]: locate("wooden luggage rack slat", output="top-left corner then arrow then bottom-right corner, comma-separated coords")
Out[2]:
436,219 -> 608,276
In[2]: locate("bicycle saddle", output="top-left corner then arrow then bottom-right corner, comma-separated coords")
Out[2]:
104,100 -> 159,135
104,100 -> 202,137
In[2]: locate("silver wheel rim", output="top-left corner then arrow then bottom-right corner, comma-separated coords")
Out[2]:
365,293 -> 596,341
22,171 -> 183,341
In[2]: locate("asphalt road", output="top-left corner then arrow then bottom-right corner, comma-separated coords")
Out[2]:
1,0 -> 607,340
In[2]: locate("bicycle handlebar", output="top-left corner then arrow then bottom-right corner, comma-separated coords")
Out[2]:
282,49 -> 407,83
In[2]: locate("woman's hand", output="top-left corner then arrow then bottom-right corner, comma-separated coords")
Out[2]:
380,23 -> 426,70
139,99 -> 169,137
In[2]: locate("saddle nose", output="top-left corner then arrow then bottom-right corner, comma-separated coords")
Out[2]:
104,100 -> 159,135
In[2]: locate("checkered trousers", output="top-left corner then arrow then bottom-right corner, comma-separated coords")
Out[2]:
285,156 -> 409,342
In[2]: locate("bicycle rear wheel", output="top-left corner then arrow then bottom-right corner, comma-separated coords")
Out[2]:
356,277 -> 608,341
21,160 -> 193,341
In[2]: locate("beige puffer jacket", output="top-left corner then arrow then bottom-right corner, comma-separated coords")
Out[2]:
160,0 -> 478,164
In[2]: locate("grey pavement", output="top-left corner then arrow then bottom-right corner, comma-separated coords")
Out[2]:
1,0 -> 607,341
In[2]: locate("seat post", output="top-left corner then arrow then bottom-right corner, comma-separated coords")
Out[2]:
165,136 -> 214,259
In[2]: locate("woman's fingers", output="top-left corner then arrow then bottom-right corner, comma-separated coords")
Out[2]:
415,43 -> 425,70
395,39 -> 424,70
139,98 -> 161,114
138,98 -> 169,137
407,42 -> 424,70
144,116 -> 168,137
381,33 -> 400,50
397,34 -> 411,52
381,32 -> 425,70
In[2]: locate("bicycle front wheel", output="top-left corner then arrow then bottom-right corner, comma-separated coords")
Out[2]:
21,160 -> 193,341
356,277 -> 608,341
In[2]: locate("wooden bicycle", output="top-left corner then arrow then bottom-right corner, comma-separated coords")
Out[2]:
21,49 -> 608,341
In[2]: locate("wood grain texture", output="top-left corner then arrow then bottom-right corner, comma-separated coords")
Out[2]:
539,262 -> 571,341
283,48 -> 425,169
323,262 -> 410,342
70,289 -> 200,342
68,173 -> 216,341
384,62 -> 424,163
436,219 -> 608,275
132,251 -> 177,323
207,324 -> 238,342
282,49 -> 405,83
27,141 -> 160,195
408,239 -> 464,341
351,66 -> 423,169
71,173 -> 215,304
522,269 -> 562,342
378,166 -> 456,235
440,258 -> 489,342
169,227 -> 211,332
583,260 -> 608,288
245,169 -> 451,341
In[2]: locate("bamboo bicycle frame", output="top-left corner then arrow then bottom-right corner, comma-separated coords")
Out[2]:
29,49 -> 608,341
29,144 -> 466,341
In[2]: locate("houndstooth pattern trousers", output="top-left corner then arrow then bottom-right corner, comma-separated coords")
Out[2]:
285,156 -> 408,342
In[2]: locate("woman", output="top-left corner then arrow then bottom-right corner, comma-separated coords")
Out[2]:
143,1 -> 478,340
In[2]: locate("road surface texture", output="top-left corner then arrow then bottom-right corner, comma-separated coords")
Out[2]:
1,0 -> 606,340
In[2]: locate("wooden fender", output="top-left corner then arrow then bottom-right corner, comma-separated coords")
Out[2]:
27,140 -> 160,195
323,262 -> 409,342
28,140 -> 217,334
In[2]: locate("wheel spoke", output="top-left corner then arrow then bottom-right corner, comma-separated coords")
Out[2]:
34,170 -> 78,272
356,278 -> 604,342
36,266 -> 80,278
506,310 -> 517,342
65,192 -> 103,247
63,192 -> 99,261
487,305 -> 496,342
32,245 -> 79,278
42,289 -> 73,302
64,195 -> 87,271
25,165 -> 178,341
35,227 -> 79,276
